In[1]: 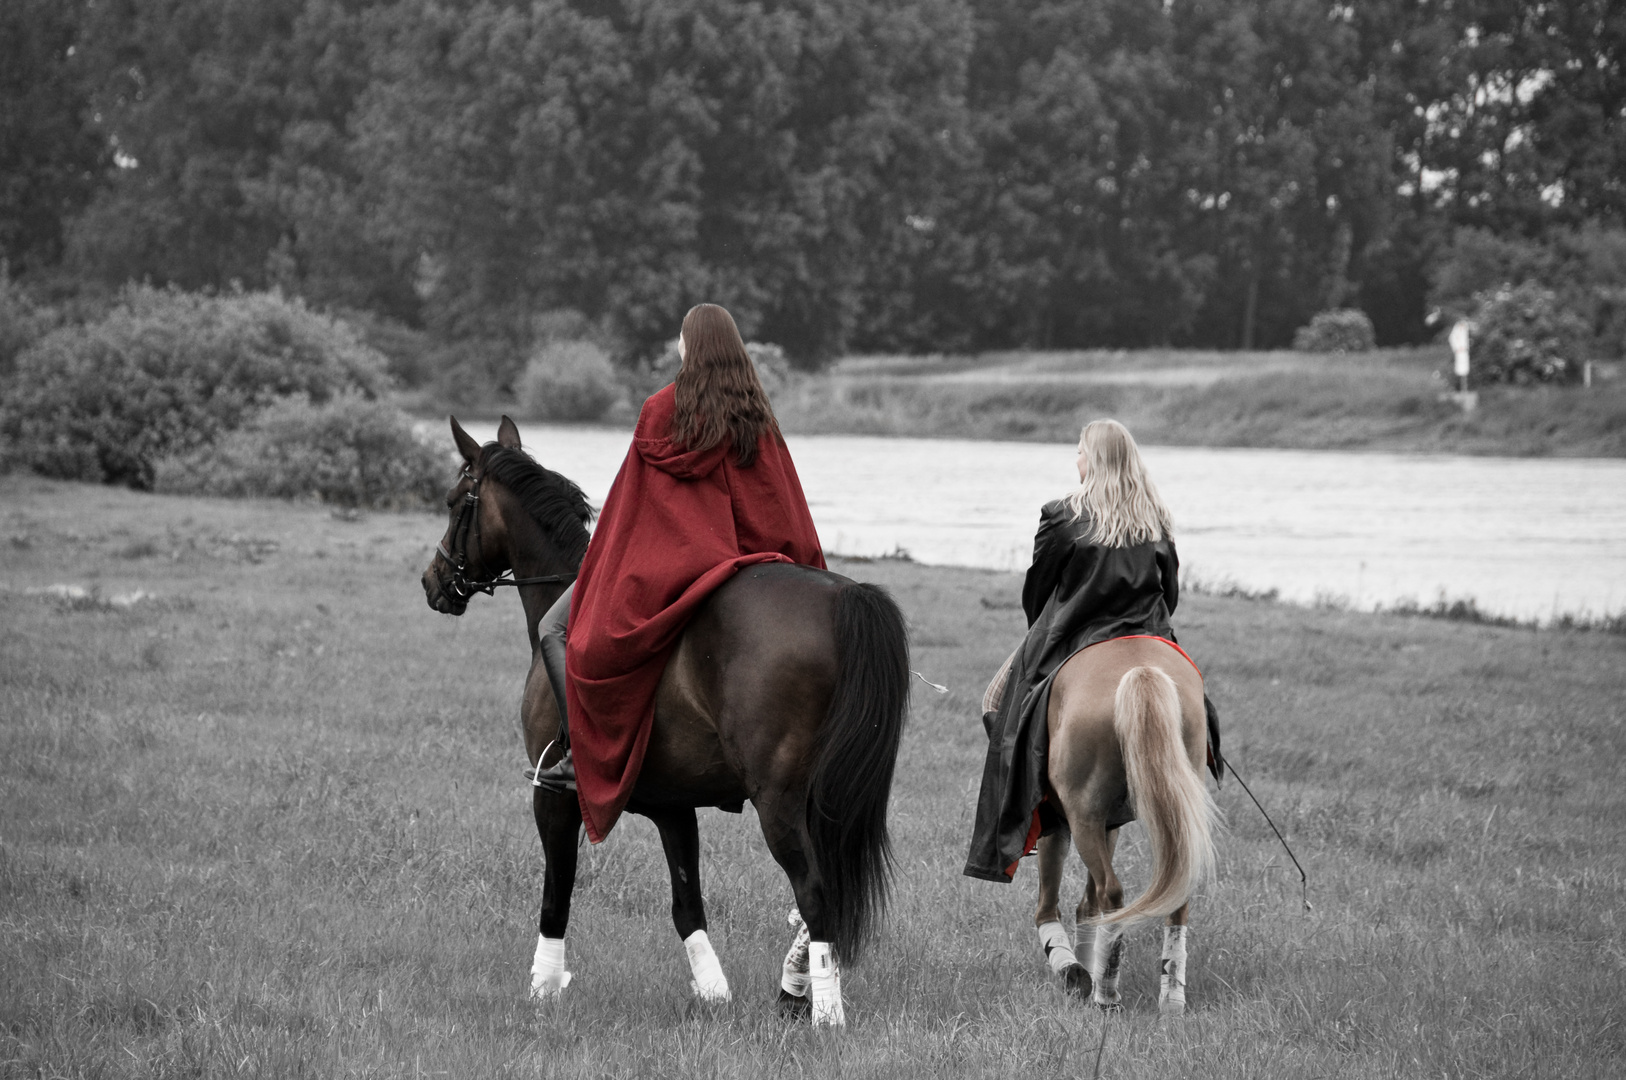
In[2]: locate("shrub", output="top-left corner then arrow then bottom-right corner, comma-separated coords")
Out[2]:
422,337 -> 521,407
516,339 -> 621,421
1293,309 -> 1377,353
1430,223 -> 1626,359
1468,283 -> 1590,385
335,307 -> 438,388
0,270 -> 58,380
629,339 -> 795,403
153,393 -> 449,508
746,341 -> 794,396
1428,227 -> 1552,323
632,341 -> 684,401
0,287 -> 394,487
530,308 -> 597,346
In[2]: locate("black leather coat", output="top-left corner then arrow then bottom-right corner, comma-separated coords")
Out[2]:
964,498 -> 1180,882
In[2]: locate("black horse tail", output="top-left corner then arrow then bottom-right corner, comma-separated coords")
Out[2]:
806,581 -> 911,965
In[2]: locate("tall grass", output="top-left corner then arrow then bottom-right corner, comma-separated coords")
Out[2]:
2,475 -> 1623,1077
773,348 -> 1626,456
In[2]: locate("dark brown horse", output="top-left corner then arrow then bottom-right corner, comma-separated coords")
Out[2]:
420,417 -> 909,1025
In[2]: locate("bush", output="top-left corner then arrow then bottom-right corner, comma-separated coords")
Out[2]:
631,340 -> 684,401
1293,309 -> 1377,353
1469,283 -> 1590,385
153,393 -> 449,508
1430,223 -> 1626,359
335,307 -> 438,388
516,339 -> 621,421
0,270 -> 58,381
0,287 -> 393,487
628,339 -> 795,404
746,341 -> 794,396
1428,228 -> 1552,323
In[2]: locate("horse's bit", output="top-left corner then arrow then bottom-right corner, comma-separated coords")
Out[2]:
437,465 -> 576,601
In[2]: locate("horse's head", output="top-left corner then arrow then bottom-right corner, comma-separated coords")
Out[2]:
421,414 -> 591,616
422,415 -> 522,616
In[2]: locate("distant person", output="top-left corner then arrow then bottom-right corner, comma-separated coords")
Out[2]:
967,419 -> 1222,881
530,303 -> 825,844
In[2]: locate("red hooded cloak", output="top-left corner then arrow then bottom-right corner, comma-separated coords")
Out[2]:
564,384 -> 825,842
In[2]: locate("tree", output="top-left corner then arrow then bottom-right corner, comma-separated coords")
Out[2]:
0,0 -> 109,274
353,0 -> 973,365
1170,0 -> 1393,348
63,0 -> 409,314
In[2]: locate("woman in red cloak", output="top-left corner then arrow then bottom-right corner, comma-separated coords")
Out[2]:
531,304 -> 825,844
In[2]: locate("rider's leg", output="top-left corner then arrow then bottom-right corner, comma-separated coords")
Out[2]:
538,584 -> 573,748
532,586 -> 577,792
1203,693 -> 1223,782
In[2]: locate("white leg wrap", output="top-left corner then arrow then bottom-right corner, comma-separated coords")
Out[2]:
781,909 -> 812,997
529,935 -> 571,999
1160,925 -> 1188,1016
1090,922 -> 1124,1007
684,929 -> 732,1003
1038,920 -> 1079,976
807,941 -> 845,1027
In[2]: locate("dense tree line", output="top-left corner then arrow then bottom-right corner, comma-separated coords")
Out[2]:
4,0 -> 1622,366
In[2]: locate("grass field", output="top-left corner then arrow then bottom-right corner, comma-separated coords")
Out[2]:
3,474 -> 1624,1078
770,348 -> 1626,457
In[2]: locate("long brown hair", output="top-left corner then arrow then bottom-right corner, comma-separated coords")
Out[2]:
672,303 -> 781,466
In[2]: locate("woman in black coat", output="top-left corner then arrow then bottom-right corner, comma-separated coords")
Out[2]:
966,420 -> 1221,883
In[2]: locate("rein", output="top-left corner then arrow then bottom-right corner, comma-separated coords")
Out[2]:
437,466 -> 577,602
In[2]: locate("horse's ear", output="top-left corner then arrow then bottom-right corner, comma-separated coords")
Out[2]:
450,416 -> 481,465
497,415 -> 522,450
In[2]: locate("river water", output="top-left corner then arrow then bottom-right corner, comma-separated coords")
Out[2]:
437,422 -> 1626,622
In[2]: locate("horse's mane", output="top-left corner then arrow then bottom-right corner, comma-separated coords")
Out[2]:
480,443 -> 594,567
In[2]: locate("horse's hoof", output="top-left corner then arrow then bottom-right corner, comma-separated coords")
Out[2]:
691,979 -> 732,1004
1062,963 -> 1092,997
529,972 -> 572,1000
777,988 -> 811,1019
1092,999 -> 1123,1013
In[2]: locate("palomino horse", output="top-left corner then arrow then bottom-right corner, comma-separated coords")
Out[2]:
1032,636 -> 1216,1015
420,417 -> 910,1025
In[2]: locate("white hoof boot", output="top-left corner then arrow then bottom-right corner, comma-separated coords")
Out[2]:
684,929 -> 732,1003
1040,920 -> 1090,994
781,908 -> 812,999
1159,925 -> 1188,1017
529,935 -> 572,999
807,941 -> 845,1027
1090,923 -> 1124,1010
1038,920 -> 1079,975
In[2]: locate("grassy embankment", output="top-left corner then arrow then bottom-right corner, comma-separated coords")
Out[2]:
771,347 -> 1626,456
3,475 -> 1624,1077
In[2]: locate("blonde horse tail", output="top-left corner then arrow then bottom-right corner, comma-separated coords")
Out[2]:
1100,666 -> 1216,927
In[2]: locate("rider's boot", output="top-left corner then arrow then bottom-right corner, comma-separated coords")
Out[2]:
531,750 -> 576,793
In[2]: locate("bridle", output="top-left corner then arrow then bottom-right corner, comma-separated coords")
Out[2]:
436,464 -> 576,602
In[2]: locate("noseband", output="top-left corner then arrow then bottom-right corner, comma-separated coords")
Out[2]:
437,466 -> 576,601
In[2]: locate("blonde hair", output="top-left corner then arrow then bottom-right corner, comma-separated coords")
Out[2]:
1063,420 -> 1173,547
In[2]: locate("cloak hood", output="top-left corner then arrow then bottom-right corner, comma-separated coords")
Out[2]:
634,428 -> 729,480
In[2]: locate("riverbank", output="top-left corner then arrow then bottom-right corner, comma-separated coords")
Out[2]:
770,347 -> 1626,457
413,420 -> 1626,625
2,476 -> 1622,1077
